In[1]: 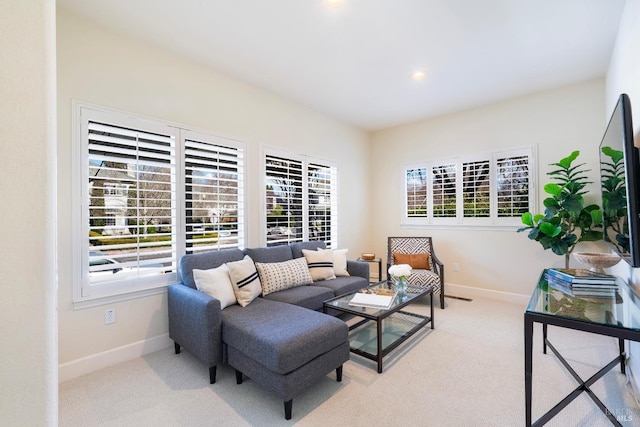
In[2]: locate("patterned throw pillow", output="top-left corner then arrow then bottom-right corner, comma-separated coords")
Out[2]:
302,248 -> 336,281
255,258 -> 313,296
226,255 -> 262,307
393,252 -> 431,270
193,264 -> 237,309
332,248 -> 350,277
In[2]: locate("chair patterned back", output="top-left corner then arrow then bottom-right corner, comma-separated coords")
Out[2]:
388,237 -> 434,270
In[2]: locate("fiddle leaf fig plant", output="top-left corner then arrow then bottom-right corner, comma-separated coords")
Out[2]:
518,151 -> 603,268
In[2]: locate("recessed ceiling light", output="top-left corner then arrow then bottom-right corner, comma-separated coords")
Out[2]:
412,70 -> 426,81
326,0 -> 344,8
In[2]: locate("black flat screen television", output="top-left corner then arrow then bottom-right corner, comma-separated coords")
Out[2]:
599,93 -> 640,267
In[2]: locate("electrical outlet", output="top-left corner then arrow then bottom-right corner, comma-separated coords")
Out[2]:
105,308 -> 116,325
452,262 -> 459,272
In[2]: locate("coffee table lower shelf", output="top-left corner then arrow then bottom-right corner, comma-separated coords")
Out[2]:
348,310 -> 432,373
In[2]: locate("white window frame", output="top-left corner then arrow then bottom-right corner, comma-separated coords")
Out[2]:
72,102 -> 246,307
402,146 -> 536,229
262,147 -> 338,248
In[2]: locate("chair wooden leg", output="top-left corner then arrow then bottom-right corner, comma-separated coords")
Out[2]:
440,291 -> 445,309
235,369 -> 243,384
336,365 -> 343,382
284,399 -> 293,420
174,342 -> 181,354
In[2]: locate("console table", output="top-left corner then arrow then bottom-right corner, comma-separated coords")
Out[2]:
525,270 -> 640,426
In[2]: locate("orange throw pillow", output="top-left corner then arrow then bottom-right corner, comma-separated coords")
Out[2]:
393,253 -> 430,270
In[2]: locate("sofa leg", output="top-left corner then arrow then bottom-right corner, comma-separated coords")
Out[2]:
235,369 -> 243,384
209,366 -> 216,384
336,365 -> 343,382
174,342 -> 181,354
284,399 -> 292,420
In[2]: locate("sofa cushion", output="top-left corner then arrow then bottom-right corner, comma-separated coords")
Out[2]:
245,245 -> 293,263
290,240 -> 326,259
193,264 -> 237,309
227,255 -> 262,307
221,298 -> 348,374
302,248 -> 336,281
312,275 -> 367,297
256,258 -> 313,296
263,284 -> 334,311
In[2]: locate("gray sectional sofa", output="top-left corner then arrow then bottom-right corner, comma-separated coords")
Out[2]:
167,241 -> 369,420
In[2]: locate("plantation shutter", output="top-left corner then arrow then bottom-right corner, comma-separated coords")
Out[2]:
184,136 -> 245,253
406,167 -> 428,218
308,162 -> 337,247
87,120 -> 176,287
496,153 -> 531,218
432,163 -> 457,218
265,154 -> 304,246
463,159 -> 491,218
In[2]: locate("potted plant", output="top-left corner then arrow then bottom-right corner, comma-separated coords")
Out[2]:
518,151 -> 602,268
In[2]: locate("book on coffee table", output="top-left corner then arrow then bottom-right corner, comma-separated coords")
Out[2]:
349,291 -> 396,309
546,268 -> 617,285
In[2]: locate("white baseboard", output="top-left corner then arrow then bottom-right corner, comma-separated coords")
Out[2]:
58,333 -> 173,383
446,282 -> 530,306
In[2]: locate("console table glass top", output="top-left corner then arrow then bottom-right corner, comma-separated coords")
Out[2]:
526,271 -> 640,332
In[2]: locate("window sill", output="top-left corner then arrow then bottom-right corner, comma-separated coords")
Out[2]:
72,284 -> 172,310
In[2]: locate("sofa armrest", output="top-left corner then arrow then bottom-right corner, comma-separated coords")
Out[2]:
346,260 -> 369,281
168,283 -> 223,368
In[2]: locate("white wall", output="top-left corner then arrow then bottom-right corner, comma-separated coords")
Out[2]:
56,7 -> 370,373
370,79 -> 606,302
0,0 -> 57,425
605,0 -> 640,402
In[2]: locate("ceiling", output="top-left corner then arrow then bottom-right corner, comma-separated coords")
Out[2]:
58,0 -> 627,131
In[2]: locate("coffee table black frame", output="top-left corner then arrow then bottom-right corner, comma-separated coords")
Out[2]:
323,281 -> 434,373
525,270 -> 640,426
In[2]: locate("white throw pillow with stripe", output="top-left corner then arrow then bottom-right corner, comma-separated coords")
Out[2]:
302,248 -> 336,281
227,255 -> 262,307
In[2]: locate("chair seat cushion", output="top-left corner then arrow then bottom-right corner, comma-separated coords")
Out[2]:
222,298 -> 348,374
406,269 -> 441,291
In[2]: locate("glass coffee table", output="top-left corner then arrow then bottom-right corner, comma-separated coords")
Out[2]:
323,280 -> 434,373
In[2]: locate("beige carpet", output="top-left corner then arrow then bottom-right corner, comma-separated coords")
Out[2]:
59,295 -> 640,426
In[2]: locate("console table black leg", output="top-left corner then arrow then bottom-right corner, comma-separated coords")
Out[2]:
619,338 -> 626,374
525,315 -> 534,427
542,323 -> 548,354
284,399 -> 293,420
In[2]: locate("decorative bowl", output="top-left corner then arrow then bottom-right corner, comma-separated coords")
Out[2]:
572,252 -> 621,273
361,253 -> 375,260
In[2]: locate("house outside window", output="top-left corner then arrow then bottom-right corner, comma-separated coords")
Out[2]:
403,147 -> 535,228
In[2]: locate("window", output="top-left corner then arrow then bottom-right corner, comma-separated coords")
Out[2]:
264,150 -> 337,247
75,104 -> 245,303
403,147 -> 535,227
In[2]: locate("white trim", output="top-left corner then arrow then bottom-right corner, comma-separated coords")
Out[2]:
73,285 -> 168,310
58,333 -> 173,383
446,282 -> 530,306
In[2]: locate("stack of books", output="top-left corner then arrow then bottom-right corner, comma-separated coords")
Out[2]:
545,268 -> 618,297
